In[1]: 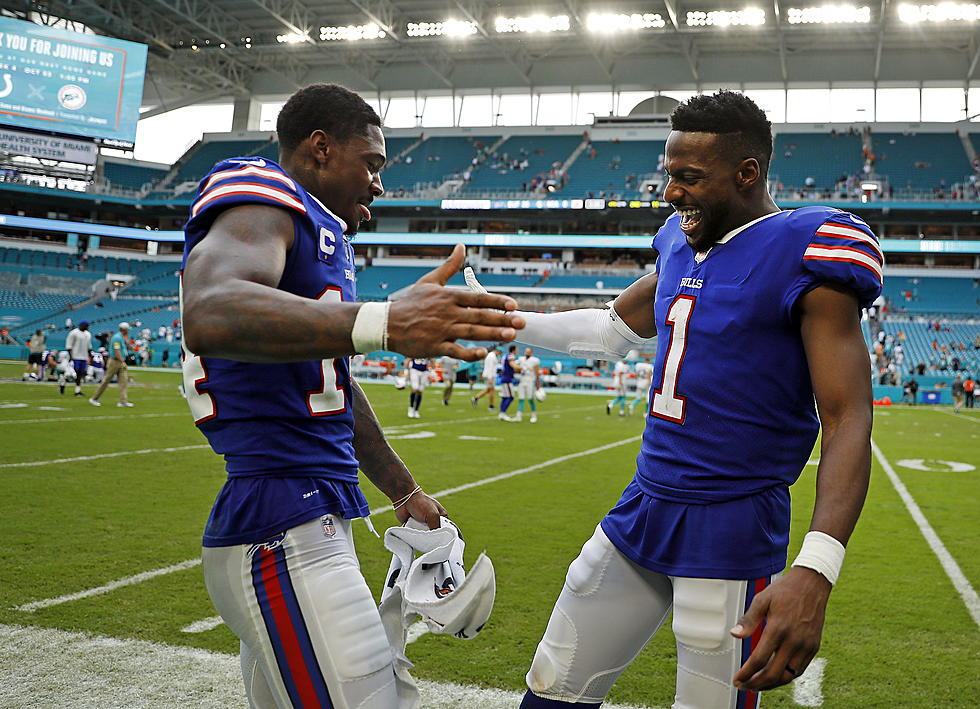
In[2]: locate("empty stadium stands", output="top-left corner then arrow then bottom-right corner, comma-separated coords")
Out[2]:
102,159 -> 168,193
565,139 -> 665,199
883,275 -> 980,315
769,132 -> 863,190
383,135 -> 499,193
461,135 -> 579,195
871,132 -> 972,191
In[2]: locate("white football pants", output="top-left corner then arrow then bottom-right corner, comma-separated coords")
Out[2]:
202,516 -> 400,709
525,525 -> 773,709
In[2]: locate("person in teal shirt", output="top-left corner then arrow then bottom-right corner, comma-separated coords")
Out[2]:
89,322 -> 133,407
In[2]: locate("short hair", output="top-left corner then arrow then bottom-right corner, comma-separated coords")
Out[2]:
670,90 -> 773,172
276,83 -> 382,154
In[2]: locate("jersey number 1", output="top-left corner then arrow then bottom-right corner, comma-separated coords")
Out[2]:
651,295 -> 694,423
306,287 -> 346,416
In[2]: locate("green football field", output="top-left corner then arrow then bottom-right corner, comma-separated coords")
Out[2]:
1,362 -> 978,708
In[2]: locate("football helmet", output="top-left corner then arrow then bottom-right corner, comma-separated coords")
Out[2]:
380,517 -> 495,639
534,388 -> 547,402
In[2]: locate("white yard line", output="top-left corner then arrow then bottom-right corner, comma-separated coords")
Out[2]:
0,623 -> 662,709
0,444 -> 210,469
15,559 -> 203,613
871,438 -> 980,630
382,403 -> 599,433
180,616 -> 224,634
792,657 -> 827,707
15,435 -> 642,614
0,412 -> 185,425
371,434 -> 643,515
929,407 -> 980,423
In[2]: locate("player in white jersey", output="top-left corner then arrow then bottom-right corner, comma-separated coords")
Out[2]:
606,359 -> 631,416
628,355 -> 654,415
55,350 -> 75,394
471,345 -> 500,410
514,347 -> 541,423
64,321 -> 93,396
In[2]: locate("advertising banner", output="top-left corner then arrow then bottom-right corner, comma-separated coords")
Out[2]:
0,16 -> 147,144
0,125 -> 97,164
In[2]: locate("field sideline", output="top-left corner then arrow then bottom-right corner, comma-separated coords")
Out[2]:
0,362 -> 978,708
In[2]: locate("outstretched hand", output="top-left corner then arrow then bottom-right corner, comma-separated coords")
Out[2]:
731,567 -> 831,692
387,244 -> 525,361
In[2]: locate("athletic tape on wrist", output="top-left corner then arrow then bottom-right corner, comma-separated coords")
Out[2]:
351,302 -> 389,353
792,530 -> 846,585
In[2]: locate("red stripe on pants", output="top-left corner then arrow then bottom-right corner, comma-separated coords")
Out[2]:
742,577 -> 769,709
260,547 -> 322,708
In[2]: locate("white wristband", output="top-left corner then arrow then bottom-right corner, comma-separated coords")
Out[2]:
792,531 -> 846,586
351,302 -> 389,353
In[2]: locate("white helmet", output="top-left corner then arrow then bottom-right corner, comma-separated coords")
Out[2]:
380,517 -> 495,639
534,388 -> 547,402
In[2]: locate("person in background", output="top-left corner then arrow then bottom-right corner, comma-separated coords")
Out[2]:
89,322 -> 133,408
514,346 -> 541,423
606,358 -> 631,416
472,345 -> 500,410
64,320 -> 93,397
440,354 -> 459,406
22,329 -> 46,381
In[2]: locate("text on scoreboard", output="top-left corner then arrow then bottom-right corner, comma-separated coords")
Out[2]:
0,16 -> 147,144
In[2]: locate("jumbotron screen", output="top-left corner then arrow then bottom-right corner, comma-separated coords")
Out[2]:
0,16 -> 147,145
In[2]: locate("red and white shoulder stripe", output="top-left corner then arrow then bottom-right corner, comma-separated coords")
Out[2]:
803,243 -> 882,284
191,165 -> 306,219
813,221 -> 884,263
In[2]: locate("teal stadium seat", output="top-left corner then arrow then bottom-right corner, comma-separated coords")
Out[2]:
769,132 -> 863,190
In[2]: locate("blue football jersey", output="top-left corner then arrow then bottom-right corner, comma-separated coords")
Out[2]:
602,206 -> 882,579
181,157 -> 369,547
410,358 -> 428,371
500,353 -> 516,383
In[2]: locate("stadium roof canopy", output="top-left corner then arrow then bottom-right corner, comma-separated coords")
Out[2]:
20,0 -> 980,114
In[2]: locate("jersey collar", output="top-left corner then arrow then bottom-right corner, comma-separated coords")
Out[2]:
694,210 -> 783,262
307,193 -> 349,235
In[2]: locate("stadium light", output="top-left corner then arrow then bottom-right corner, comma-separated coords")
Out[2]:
406,20 -> 478,37
495,14 -> 571,33
586,12 -> 666,32
786,5 -> 871,23
898,2 -> 980,22
319,23 -> 387,41
686,8 -> 767,25
276,31 -> 311,44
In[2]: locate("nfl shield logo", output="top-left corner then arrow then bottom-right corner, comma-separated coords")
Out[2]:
321,515 -> 336,538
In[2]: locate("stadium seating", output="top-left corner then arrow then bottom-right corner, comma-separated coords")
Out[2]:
883,276 -> 980,315
461,135 -> 579,195
871,132 -> 971,191
769,132 -> 863,190
565,139 -> 665,199
877,317 -> 980,374
382,135 -> 499,193
170,140 -> 270,186
102,160 -> 168,192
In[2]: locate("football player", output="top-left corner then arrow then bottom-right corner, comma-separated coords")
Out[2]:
514,347 -> 541,423
471,344 -> 500,410
628,355 -> 654,415
407,357 -> 429,418
179,83 -> 522,709
497,344 -> 519,421
605,358 -> 631,416
474,91 -> 880,709
64,320 -> 92,396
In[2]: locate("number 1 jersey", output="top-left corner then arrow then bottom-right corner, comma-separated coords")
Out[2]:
602,206 -> 883,578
